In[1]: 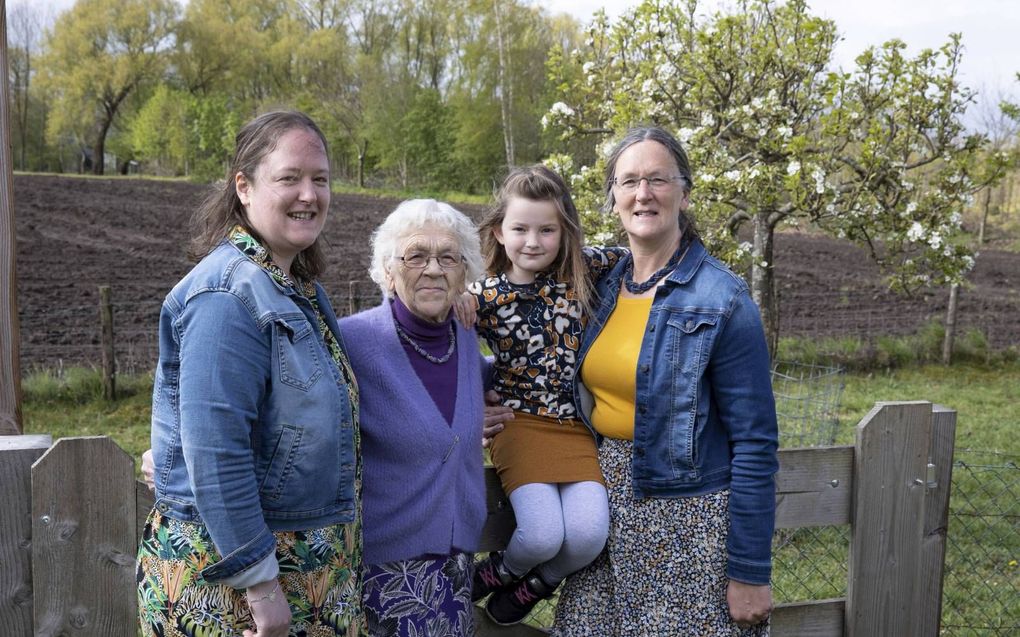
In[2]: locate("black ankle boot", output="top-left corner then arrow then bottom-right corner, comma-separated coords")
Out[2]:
472,552 -> 515,602
485,570 -> 559,626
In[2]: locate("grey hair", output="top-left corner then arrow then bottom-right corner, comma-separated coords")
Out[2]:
368,199 -> 484,298
602,126 -> 699,243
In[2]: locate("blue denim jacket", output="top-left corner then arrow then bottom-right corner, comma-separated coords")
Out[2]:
574,240 -> 778,585
150,242 -> 357,584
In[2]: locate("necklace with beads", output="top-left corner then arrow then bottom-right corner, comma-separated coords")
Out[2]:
394,322 -> 456,364
623,234 -> 692,294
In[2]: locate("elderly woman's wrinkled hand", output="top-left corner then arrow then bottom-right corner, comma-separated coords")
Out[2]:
141,449 -> 155,492
727,580 -> 772,628
452,292 -> 478,328
482,390 -> 512,448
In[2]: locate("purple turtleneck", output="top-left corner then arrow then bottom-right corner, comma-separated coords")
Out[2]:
390,296 -> 458,425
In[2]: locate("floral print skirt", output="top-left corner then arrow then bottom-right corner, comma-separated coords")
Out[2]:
136,508 -> 367,637
551,437 -> 769,637
362,553 -> 474,636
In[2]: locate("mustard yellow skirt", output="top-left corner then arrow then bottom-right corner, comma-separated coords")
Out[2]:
489,411 -> 604,495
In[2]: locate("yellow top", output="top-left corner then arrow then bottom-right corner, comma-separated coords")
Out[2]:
580,296 -> 653,440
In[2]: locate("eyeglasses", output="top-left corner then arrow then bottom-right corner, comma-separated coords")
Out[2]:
394,252 -> 465,269
611,175 -> 684,192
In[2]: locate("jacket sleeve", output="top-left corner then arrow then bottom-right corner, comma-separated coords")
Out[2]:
176,290 -> 278,586
708,289 -> 779,585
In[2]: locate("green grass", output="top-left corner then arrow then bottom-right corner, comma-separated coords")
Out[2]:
331,180 -> 491,207
21,362 -> 1019,631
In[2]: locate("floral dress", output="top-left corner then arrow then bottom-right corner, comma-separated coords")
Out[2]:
137,229 -> 367,637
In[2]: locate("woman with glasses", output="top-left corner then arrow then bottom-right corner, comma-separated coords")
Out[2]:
338,199 -> 490,636
550,126 -> 779,636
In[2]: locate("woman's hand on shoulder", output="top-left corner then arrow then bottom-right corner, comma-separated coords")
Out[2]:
453,291 -> 479,328
243,579 -> 291,637
727,580 -> 772,629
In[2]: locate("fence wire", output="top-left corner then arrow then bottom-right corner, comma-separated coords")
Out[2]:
941,449 -> 1019,636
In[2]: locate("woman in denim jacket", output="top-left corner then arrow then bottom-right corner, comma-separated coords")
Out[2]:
552,127 -> 779,636
137,112 -> 366,637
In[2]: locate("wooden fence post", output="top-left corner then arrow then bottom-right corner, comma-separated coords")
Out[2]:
917,405 -> 956,635
0,435 -> 52,635
846,401 -> 947,636
31,437 -> 137,637
0,6 -> 23,435
99,285 -> 116,400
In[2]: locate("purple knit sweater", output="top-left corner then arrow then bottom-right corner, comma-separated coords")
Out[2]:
338,302 -> 487,565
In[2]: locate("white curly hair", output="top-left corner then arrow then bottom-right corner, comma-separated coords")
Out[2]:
368,199 -> 483,298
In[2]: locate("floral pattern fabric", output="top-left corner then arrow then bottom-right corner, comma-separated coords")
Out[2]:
137,229 -> 366,636
362,553 -> 474,637
468,246 -> 626,419
551,438 -> 769,637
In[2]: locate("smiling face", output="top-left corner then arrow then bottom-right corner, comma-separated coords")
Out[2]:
386,223 -> 467,323
235,127 -> 330,276
612,140 -> 689,247
494,197 -> 563,284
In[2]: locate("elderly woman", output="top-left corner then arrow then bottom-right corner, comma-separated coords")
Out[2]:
551,126 -> 779,636
137,111 -> 365,637
338,199 -> 489,636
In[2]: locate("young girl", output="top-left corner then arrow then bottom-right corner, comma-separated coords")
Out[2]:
458,165 -> 625,626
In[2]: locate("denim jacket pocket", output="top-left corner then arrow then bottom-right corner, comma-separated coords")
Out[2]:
664,311 -> 721,474
274,316 -> 322,390
259,424 -> 303,501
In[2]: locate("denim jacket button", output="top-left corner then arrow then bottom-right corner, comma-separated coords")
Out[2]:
640,364 -> 650,374
157,502 -> 168,512
649,324 -> 655,332
685,319 -> 694,330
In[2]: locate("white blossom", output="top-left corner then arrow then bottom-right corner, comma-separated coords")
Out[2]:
724,170 -> 741,181
907,222 -> 925,242
811,167 -> 825,194
905,201 -> 918,215
677,127 -> 696,143
777,125 -> 792,138
549,102 -> 575,117
582,61 -> 595,75
786,160 -> 801,176
751,97 -> 764,109
701,112 -> 716,127
698,173 -> 716,184
928,232 -> 943,250
949,212 -> 962,226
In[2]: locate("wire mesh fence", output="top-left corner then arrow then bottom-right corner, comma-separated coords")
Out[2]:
941,449 -> 1020,636
772,361 -> 845,448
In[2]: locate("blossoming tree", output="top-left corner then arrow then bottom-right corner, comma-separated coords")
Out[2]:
543,0 -> 1007,353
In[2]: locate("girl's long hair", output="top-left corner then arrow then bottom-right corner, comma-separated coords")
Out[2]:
478,165 -> 594,313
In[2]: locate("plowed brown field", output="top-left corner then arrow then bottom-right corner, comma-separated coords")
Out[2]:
12,174 -> 1019,371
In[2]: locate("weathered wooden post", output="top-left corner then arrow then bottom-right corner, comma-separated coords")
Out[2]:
846,401 -> 955,637
31,437 -> 138,636
0,435 -> 52,635
0,2 -> 23,434
99,285 -> 116,400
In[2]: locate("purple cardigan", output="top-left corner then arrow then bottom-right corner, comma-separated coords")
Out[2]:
338,302 -> 487,565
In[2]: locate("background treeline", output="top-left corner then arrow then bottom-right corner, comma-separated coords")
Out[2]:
7,0 -> 586,193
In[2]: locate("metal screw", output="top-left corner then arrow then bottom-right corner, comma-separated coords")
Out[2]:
829,479 -> 839,488
40,515 -> 51,526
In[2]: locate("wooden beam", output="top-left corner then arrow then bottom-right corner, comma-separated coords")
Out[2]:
0,0 -> 24,434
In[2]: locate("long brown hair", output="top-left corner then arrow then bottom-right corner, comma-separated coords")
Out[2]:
189,110 -> 330,280
479,165 -> 594,313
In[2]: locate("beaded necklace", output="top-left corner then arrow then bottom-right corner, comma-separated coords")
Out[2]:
623,234 -> 692,294
394,322 -> 456,364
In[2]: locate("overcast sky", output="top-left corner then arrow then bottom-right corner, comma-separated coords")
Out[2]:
26,0 -> 1020,121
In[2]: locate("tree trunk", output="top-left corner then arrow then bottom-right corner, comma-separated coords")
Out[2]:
977,187 -> 992,246
750,212 -> 779,359
358,140 -> 367,189
493,0 -> 515,167
942,282 -> 959,365
92,135 -> 107,176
